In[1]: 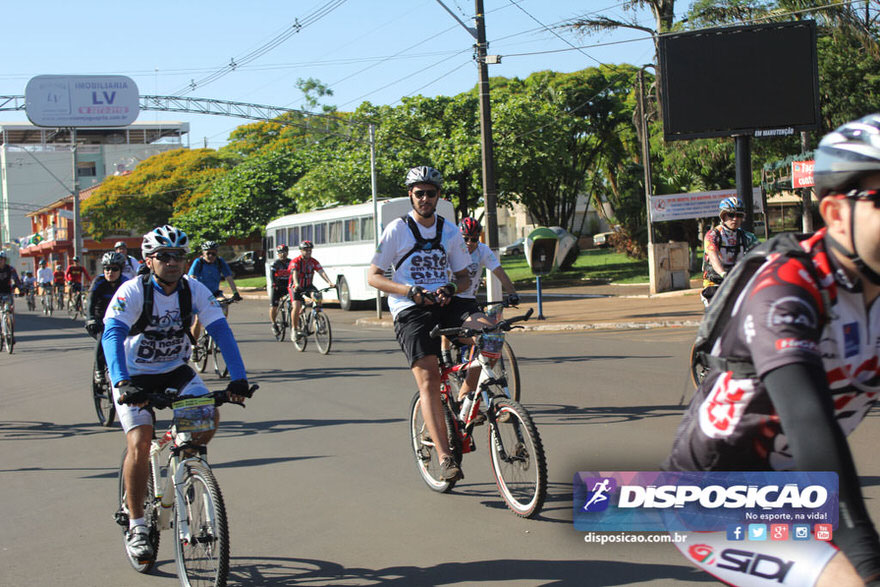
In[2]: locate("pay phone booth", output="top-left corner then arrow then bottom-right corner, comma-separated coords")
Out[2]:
525,228 -> 560,320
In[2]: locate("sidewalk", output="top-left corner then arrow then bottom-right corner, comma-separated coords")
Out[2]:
239,281 -> 705,333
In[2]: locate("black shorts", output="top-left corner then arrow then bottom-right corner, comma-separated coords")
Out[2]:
291,285 -> 318,303
453,296 -> 481,317
393,297 -> 476,367
270,285 -> 287,307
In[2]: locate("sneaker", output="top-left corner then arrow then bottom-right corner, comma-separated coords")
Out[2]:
440,456 -> 463,481
94,369 -> 104,384
126,525 -> 154,562
272,323 -> 281,336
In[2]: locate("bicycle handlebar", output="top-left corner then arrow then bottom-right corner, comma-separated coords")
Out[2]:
117,384 -> 259,409
429,308 -> 534,339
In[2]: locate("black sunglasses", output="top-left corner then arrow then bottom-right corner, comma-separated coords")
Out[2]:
846,188 -> 880,208
103,266 -> 121,272
412,189 -> 438,199
464,237 -> 480,243
152,251 -> 185,262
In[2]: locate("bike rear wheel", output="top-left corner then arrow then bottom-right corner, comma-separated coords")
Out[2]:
273,304 -> 288,342
488,399 -> 547,518
92,362 -> 115,427
211,337 -> 228,379
174,462 -> 230,587
409,391 -> 462,493
67,295 -> 78,319
117,449 -> 160,573
314,312 -> 332,354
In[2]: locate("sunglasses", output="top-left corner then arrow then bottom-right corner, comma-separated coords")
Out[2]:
846,188 -> 880,208
103,266 -> 121,272
152,251 -> 185,263
412,189 -> 438,199
205,251 -> 218,256
464,237 -> 480,243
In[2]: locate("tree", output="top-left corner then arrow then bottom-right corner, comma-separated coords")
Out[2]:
82,148 -> 232,240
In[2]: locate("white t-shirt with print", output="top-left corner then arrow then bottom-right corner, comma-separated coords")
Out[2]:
371,211 -> 470,318
104,275 -> 226,376
459,242 -> 501,299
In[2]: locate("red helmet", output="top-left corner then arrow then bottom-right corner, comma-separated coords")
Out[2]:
299,240 -> 313,250
459,217 -> 482,238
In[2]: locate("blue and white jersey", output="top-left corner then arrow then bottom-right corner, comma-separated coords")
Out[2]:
188,257 -> 232,294
104,275 -> 225,376
371,211 -> 470,318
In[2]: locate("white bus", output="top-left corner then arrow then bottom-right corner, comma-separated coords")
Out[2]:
264,197 -> 456,310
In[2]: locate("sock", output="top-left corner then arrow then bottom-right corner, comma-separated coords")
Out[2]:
129,517 -> 146,530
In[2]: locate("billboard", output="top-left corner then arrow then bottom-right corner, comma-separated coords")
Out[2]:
651,188 -> 762,222
658,21 -> 820,141
25,75 -> 139,127
792,160 -> 815,188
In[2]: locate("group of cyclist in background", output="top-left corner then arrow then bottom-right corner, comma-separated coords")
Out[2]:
269,240 -> 336,341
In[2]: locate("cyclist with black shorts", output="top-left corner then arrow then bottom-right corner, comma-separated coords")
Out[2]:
65,256 -> 91,302
102,225 -> 251,564
288,240 -> 335,340
188,241 -> 241,341
269,244 -> 292,336
666,114 -> 880,586
0,251 -> 22,330
86,252 -> 126,382
367,166 -> 476,481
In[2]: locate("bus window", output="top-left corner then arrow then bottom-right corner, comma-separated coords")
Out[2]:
276,229 -> 287,247
301,224 -> 313,243
344,218 -> 359,242
288,226 -> 299,246
265,235 -> 274,259
361,216 -> 374,242
329,220 -> 343,244
313,223 -> 326,245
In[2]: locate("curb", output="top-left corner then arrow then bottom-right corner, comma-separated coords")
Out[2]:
353,318 -> 702,332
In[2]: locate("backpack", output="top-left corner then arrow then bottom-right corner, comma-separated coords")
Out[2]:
128,273 -> 195,343
690,232 -> 830,384
702,226 -> 748,284
393,214 -> 446,271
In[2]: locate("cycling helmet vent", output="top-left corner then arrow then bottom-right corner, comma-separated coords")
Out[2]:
815,113 -> 880,198
405,166 -> 443,189
142,225 -> 190,256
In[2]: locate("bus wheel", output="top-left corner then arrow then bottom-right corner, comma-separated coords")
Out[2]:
337,276 -> 352,311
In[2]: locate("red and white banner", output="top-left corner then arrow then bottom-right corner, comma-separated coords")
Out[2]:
650,188 -> 762,222
792,160 -> 814,188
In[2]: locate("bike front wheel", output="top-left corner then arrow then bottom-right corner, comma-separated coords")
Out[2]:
488,399 -> 547,518
292,316 -> 307,352
273,306 -> 288,342
67,295 -> 78,319
174,462 -> 230,587
93,363 -> 115,427
117,449 -> 160,573
409,391 -> 462,493
314,312 -> 332,354
193,336 -> 209,373
3,314 -> 12,354
211,338 -> 228,379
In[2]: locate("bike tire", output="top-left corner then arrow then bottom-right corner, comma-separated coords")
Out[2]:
67,296 -> 77,319
212,338 -> 229,379
273,306 -> 287,342
408,391 -> 462,493
117,449 -> 160,573
314,312 -> 332,354
3,315 -> 13,354
488,399 -> 547,518
93,362 -> 115,427
292,317 -> 307,352
174,462 -> 230,587
194,336 -> 209,373
499,341 -> 521,402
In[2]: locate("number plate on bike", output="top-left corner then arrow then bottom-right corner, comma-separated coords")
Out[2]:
172,397 -> 216,432
480,332 -> 504,359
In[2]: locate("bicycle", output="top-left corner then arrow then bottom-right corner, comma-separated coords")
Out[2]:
67,288 -> 86,320
409,306 -> 547,518
272,294 -> 291,342
0,295 -> 14,354
41,286 -> 54,316
92,348 -> 115,427
192,297 -> 236,379
292,286 -> 333,354
450,302 -> 521,402
54,284 -> 65,310
25,287 -> 36,312
113,384 -> 257,585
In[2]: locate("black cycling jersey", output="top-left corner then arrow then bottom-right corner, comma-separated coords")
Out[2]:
87,275 -> 123,324
270,259 -> 290,289
0,265 -> 21,295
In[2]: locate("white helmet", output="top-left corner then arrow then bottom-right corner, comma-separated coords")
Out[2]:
141,225 -> 190,256
814,113 -> 880,199
405,166 -> 443,189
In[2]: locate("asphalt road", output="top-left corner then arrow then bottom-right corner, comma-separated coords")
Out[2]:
2,300 -> 878,586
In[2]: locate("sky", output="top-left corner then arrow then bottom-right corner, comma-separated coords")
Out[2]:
1,0 -> 663,149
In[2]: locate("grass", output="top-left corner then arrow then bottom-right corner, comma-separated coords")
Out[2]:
236,247 -> 702,290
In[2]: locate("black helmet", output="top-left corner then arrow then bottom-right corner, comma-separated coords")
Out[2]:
276,244 -> 289,254
814,113 -> 880,199
405,166 -> 443,189
113,241 -> 127,249
299,240 -> 313,250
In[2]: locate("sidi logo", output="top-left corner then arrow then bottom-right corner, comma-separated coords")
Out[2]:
717,549 -> 795,583
582,477 -> 616,513
689,544 -> 715,564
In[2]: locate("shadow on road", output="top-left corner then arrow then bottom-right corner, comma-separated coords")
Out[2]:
218,417 -> 405,437
527,403 -> 684,426
227,555 -> 711,585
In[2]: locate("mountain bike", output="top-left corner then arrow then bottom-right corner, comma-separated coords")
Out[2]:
192,297 -> 236,379
272,294 -> 291,342
114,384 -> 257,586
41,286 -> 54,316
451,302 -> 521,402
292,286 -> 333,354
92,345 -> 115,427
0,295 -> 14,354
54,284 -> 65,310
25,287 -> 36,311
409,307 -> 547,518
67,288 -> 86,320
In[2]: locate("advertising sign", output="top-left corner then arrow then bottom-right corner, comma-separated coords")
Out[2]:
651,188 -> 763,223
792,160 -> 815,188
25,75 -> 139,127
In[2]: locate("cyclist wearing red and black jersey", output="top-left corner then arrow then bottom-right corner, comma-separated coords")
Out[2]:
52,264 -> 65,298
65,256 -> 91,295
269,244 -> 291,336
288,240 -> 334,337
666,114 -> 880,586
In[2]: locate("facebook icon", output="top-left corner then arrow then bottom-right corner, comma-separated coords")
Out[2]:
727,525 -> 745,541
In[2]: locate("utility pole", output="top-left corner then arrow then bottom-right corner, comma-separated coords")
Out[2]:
70,128 -> 83,259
